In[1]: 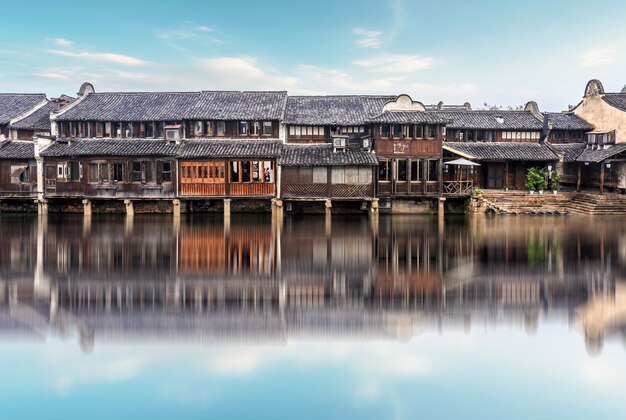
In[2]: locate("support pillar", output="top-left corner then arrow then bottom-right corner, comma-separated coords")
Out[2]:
599,163 -> 605,195
438,197 -> 446,217
369,199 -> 379,237
576,164 -> 581,192
82,199 -> 92,216
223,199 -> 231,234
36,199 -> 48,216
172,199 -> 181,218
124,199 -> 134,217
324,199 -> 332,216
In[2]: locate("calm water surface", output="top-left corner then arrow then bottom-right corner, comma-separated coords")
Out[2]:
0,213 -> 625,419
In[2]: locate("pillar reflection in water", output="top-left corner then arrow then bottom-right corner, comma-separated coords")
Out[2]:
0,213 -> 624,355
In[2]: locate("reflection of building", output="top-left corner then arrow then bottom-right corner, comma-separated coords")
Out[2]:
0,214 -> 621,354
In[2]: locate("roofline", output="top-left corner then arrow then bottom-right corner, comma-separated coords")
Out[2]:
442,145 -> 478,160
8,98 -> 49,126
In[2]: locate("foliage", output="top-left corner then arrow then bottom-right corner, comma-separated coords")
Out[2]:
549,171 -> 561,191
525,167 -> 547,191
472,187 -> 483,195
481,103 -> 524,111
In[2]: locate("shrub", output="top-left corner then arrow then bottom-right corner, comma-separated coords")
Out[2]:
526,167 -> 547,191
549,172 -> 561,191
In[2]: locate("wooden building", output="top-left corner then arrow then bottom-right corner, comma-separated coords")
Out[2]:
8,97 -> 73,140
443,142 -> 558,190
0,140 -> 37,199
284,95 -> 393,144
281,143 -> 377,203
52,85 -> 287,142
0,93 -> 48,138
370,95 -> 449,197
177,140 -> 281,199
40,139 -> 179,200
558,79 -> 626,192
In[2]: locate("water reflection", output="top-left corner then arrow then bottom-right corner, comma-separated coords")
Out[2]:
0,213 -> 625,356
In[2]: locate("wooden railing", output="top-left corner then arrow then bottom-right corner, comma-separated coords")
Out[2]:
180,183 -> 226,196
230,183 -> 274,196
282,183 -> 326,198
443,181 -> 473,195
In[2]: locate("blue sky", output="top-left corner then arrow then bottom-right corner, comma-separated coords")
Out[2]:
1,0 -> 625,110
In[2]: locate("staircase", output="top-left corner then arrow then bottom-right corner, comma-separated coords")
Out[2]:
479,190 -> 572,215
567,192 -> 626,215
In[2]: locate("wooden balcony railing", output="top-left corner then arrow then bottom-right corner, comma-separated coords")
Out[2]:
443,181 -> 473,196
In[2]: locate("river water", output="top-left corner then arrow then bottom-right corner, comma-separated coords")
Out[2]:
0,213 -> 625,419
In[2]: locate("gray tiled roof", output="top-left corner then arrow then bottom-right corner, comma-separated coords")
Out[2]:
9,101 -> 60,131
444,142 -> 558,162
179,140 -> 282,159
433,110 -> 543,130
285,96 -> 394,125
544,112 -> 594,131
0,141 -> 35,159
56,91 -> 288,122
602,93 -> 626,112
0,94 -> 47,125
575,144 -> 626,163
40,139 -> 179,157
282,144 -> 378,166
549,143 -> 585,162
368,111 -> 449,124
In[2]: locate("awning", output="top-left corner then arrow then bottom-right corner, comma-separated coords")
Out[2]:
445,158 -> 480,166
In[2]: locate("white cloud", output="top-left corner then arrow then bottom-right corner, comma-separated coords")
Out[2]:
295,64 -> 402,93
580,48 -> 616,67
352,54 -> 434,72
353,27 -> 384,48
52,38 -> 73,47
156,22 -> 219,45
47,49 -> 148,66
196,56 -> 298,90
32,71 -> 70,80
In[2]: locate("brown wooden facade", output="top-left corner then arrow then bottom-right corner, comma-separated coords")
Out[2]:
286,125 -> 369,144
446,128 -> 542,143
57,120 -> 280,140
281,165 -> 375,200
373,123 -> 444,197
0,159 -> 37,198
43,157 -> 177,199
179,159 -> 276,198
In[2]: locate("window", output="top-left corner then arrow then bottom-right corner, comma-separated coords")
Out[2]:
88,163 -> 99,183
381,125 -> 390,138
80,122 -> 89,137
392,124 -> 402,138
313,167 -> 327,183
71,123 -> 78,137
99,163 -> 109,182
251,121 -> 260,135
194,121 -> 204,137
161,161 -> 172,182
428,160 -> 439,181
307,126 -> 313,136
205,121 -> 214,136
378,160 -> 391,181
230,161 -> 273,183
396,160 -> 408,181
289,126 -> 296,136
428,125 -> 437,138
156,122 -> 164,138
217,121 -> 226,136
112,163 -> 125,182
145,122 -> 154,137
96,123 -> 103,137
57,163 -> 68,179
263,121 -> 272,136
104,122 -> 112,137
125,122 -> 133,137
410,160 -> 420,181
239,121 -> 248,135
88,163 -> 108,183
415,125 -> 424,138
131,161 -> 143,182
112,122 -> 121,138
70,162 -> 81,181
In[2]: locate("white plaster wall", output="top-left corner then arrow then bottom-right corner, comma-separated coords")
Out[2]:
574,95 -> 626,142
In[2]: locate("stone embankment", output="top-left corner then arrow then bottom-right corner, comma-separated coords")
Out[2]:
472,191 -> 626,216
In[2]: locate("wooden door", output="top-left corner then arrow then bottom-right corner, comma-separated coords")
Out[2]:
486,164 -> 504,189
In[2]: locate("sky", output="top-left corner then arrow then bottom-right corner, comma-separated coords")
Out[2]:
0,0 -> 625,111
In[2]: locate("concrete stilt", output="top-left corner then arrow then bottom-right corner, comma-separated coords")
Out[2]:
438,197 -> 446,217
124,199 -> 134,217
325,199 -> 332,216
82,199 -> 92,216
36,199 -> 48,216
172,199 -> 181,218
223,198 -> 231,219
